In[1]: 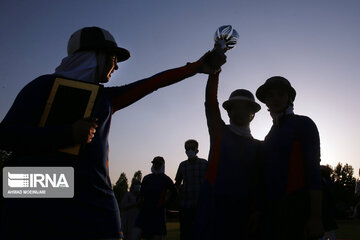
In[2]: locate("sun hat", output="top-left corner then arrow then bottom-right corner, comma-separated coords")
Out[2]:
67,26 -> 130,62
222,89 -> 261,113
256,76 -> 296,103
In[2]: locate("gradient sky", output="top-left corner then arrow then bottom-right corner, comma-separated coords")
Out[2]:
1,0 -> 359,184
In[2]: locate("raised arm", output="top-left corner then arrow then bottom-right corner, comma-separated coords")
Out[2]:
204,72 -> 225,185
107,61 -> 201,113
205,72 -> 225,136
106,48 -> 226,113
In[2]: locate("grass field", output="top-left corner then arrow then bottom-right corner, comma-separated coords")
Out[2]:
165,219 -> 360,240
335,219 -> 360,240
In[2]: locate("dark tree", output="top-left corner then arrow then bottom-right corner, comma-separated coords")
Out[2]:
113,172 -> 129,207
131,170 -> 142,185
330,163 -> 356,218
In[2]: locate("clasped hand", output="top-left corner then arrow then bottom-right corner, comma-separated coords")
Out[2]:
72,117 -> 98,144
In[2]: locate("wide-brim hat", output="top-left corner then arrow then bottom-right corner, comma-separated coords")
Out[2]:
222,89 -> 261,113
256,76 -> 296,103
67,26 -> 130,62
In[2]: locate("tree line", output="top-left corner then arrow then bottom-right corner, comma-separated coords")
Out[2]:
0,150 -> 358,218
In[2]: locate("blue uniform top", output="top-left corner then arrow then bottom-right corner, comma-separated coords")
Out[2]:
0,61 -> 201,238
262,113 -> 322,201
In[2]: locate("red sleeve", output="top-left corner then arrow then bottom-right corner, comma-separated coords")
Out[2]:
204,72 -> 224,137
204,72 -> 224,185
106,61 -> 201,113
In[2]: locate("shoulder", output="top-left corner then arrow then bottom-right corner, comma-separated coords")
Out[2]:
291,114 -> 315,123
178,160 -> 189,169
198,158 -> 208,164
164,174 -> 174,184
32,74 -> 56,82
8,74 -> 57,112
292,114 -> 318,130
142,174 -> 153,181
32,74 -> 57,84
179,160 -> 188,166
160,173 -> 171,180
289,115 -> 320,142
20,74 -> 56,93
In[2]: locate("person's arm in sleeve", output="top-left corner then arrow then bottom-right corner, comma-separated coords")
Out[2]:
167,176 -> 179,206
205,71 -> 225,138
107,49 -> 226,113
301,117 -> 324,239
175,163 -> 183,189
301,117 -> 322,191
204,71 -> 224,185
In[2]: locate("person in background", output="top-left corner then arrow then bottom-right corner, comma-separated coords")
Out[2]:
256,76 -> 323,240
320,165 -> 337,240
135,156 -> 177,240
0,26 -> 226,239
353,168 -> 360,218
121,179 -> 142,240
195,71 -> 263,240
175,139 -> 208,240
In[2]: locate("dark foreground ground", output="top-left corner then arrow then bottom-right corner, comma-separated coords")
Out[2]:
165,219 -> 360,240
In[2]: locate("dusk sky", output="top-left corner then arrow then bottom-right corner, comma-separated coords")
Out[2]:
1,0 -> 359,184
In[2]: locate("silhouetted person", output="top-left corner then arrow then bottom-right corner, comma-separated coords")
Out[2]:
195,71 -> 262,240
0,26 -> 226,239
354,168 -> 360,218
320,165 -> 337,240
256,76 -> 323,240
135,156 -> 177,240
175,139 -> 208,240
121,179 -> 142,240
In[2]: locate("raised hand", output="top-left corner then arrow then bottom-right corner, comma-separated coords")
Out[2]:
198,46 -> 227,74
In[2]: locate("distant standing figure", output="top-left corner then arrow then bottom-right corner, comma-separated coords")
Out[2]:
136,156 -> 177,240
175,139 -> 208,240
353,168 -> 360,218
320,165 -> 337,240
121,179 -> 142,240
256,76 -> 323,240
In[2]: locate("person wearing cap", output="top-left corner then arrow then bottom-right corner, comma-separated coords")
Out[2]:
175,139 -> 208,240
0,26 -> 226,239
194,71 -> 263,240
135,156 -> 177,240
256,76 -> 323,240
